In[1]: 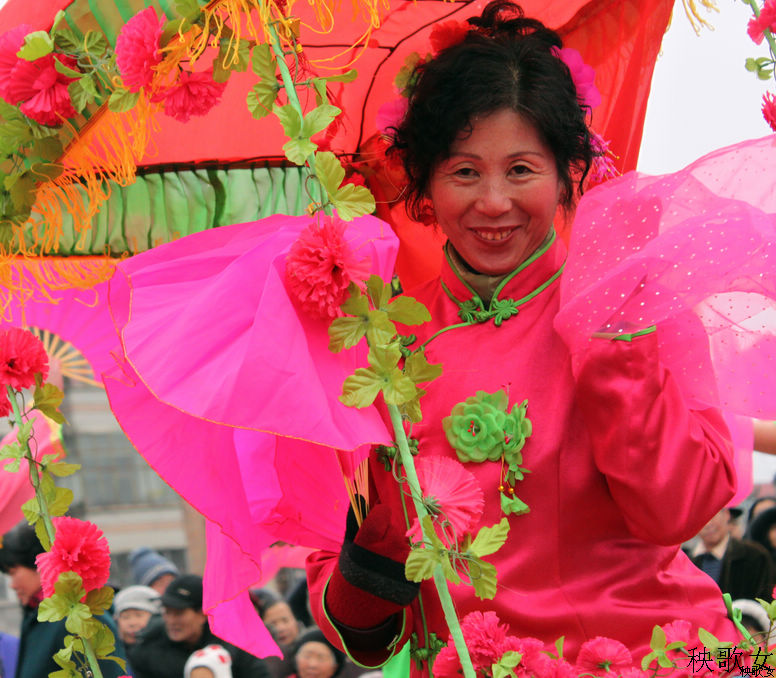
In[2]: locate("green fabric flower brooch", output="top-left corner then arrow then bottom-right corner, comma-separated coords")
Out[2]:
442,390 -> 532,516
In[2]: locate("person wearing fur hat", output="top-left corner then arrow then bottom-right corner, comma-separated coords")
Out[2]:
128,546 -> 180,595
0,522 -> 126,678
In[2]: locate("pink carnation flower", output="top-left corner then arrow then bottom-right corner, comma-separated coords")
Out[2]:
0,24 -> 33,102
35,517 -> 111,597
375,97 -> 408,135
285,217 -> 372,321
429,20 -> 470,54
575,636 -> 633,676
5,53 -> 79,126
747,1 -> 776,45
0,395 -> 12,418
762,92 -> 776,132
0,327 -> 49,391
154,69 -> 227,123
115,6 -> 164,92
589,132 -> 618,185
552,46 -> 601,110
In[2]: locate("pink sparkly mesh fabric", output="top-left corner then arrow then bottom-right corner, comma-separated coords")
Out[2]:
556,135 -> 776,420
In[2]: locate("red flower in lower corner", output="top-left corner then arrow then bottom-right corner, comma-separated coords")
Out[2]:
36,517 -> 111,597
762,92 -> 776,132
286,216 -> 372,321
575,636 -> 633,676
0,327 -> 49,391
154,69 -> 227,123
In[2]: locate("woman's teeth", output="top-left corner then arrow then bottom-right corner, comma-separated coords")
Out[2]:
474,229 -> 514,241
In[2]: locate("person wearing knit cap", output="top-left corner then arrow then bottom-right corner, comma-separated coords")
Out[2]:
128,547 -> 180,594
184,644 -> 234,678
129,574 -> 271,678
290,629 -> 345,678
113,585 -> 161,648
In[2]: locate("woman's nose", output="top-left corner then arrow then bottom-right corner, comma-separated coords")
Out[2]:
474,181 -> 511,216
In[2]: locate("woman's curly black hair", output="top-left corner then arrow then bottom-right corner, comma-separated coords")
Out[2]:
390,0 -> 594,221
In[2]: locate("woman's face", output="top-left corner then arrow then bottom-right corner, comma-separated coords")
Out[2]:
295,641 -> 338,678
263,601 -> 299,646
428,108 -> 561,275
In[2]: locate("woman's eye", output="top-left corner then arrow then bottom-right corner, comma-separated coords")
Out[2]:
510,165 -> 532,176
453,167 -> 477,177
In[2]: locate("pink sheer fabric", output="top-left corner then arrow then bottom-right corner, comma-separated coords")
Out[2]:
104,213 -> 398,657
555,135 -> 776,504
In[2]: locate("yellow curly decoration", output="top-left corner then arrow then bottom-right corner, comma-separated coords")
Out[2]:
680,0 -> 719,34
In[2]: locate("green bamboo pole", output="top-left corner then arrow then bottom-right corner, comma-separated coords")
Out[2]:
387,403 -> 475,678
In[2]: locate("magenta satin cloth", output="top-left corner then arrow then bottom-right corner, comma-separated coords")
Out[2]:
308,236 -> 739,669
104,213 -> 398,658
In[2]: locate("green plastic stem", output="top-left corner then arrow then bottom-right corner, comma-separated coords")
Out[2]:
6,385 -> 55,545
266,22 -> 330,213
82,636 -> 105,678
386,403 -> 475,678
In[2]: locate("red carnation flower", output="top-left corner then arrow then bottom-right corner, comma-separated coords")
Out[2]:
0,327 -> 49,391
115,6 -> 164,92
762,92 -> 776,132
575,636 -> 633,676
429,20 -> 470,54
154,69 -> 227,123
285,216 -> 372,321
35,517 -> 111,597
5,53 -> 79,126
0,24 -> 33,102
747,1 -> 776,45
0,395 -> 12,418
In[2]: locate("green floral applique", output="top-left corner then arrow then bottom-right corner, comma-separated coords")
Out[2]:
457,297 -> 519,326
442,390 -> 532,516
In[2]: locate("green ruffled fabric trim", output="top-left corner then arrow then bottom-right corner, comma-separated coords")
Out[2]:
28,166 -> 310,255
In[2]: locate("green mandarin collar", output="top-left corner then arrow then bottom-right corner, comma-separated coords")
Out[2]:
440,230 -> 566,327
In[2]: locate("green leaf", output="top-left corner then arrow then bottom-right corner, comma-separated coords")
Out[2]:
383,370 -> 417,406
0,440 -> 23,462
400,390 -> 424,424
323,69 -> 358,84
340,368 -> 383,408
30,136 -> 63,162
469,517 -> 509,557
107,655 -> 127,671
40,470 -> 57,502
251,43 -> 276,81
312,78 -> 328,106
328,316 -> 368,353
16,418 -> 35,445
0,119 -> 33,148
65,604 -> 95,636
38,594 -> 70,622
246,81 -> 278,120
282,137 -> 316,166
83,30 -> 108,57
368,343 -> 402,374
54,59 -> 83,79
85,586 -> 114,616
34,382 -> 64,414
745,57 -> 758,72
366,275 -> 391,309
49,486 -> 73,516
404,351 -> 442,384
649,624 -> 666,649
314,151 -> 345,199
386,296 -> 431,325
302,104 -> 341,138
341,283 -> 369,316
331,182 -> 376,220
34,518 -> 51,550
492,650 -> 521,678
274,104 -> 302,137
47,461 -> 81,477
175,0 -> 202,20
9,175 -> 36,212
56,572 -> 86,601
405,547 -> 440,582
91,622 -> 117,658
108,87 -> 139,113
30,162 -> 64,182
52,28 -> 81,54
697,627 -> 720,652
365,310 -> 396,347
17,31 -> 54,61
51,10 -> 66,31
470,558 -> 497,600
20,496 -> 41,525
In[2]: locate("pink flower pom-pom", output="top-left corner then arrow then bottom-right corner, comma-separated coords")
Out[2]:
552,46 -> 601,110
375,97 -> 408,135
429,20 -> 470,54
0,24 -> 32,102
154,69 -> 227,123
286,217 -> 372,321
115,6 -> 164,92
762,92 -> 776,133
575,636 -> 633,676
35,517 -> 111,597
0,327 -> 49,390
747,1 -> 776,45
0,395 -> 12,418
8,54 -> 79,126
